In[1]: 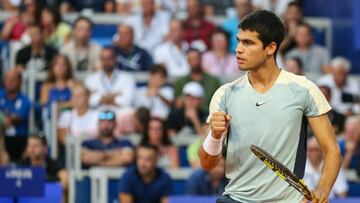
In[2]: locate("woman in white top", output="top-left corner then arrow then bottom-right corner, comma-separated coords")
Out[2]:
58,84 -> 98,145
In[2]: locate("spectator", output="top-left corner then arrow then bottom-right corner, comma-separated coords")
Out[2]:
186,156 -> 227,195
18,134 -> 68,200
174,48 -> 221,113
134,65 -> 173,119
81,110 -> 134,167
201,0 -> 233,16
133,107 -> 151,135
0,69 -> 31,162
319,85 -> 346,135
1,0 -> 42,41
63,0 -> 112,12
15,24 -> 58,72
40,6 -> 72,48
126,0 -> 171,52
141,117 -> 179,169
183,0 -> 217,50
113,24 -> 153,72
317,57 -> 360,115
304,137 -> 348,198
338,116 -> 360,169
222,0 -> 253,52
85,47 -> 136,108
167,81 -> 207,136
154,19 -> 190,77
252,0 -> 293,16
202,29 -> 239,76
61,16 -> 102,73
58,84 -> 98,144
285,22 -> 330,74
279,1 -> 303,55
186,136 -> 202,168
40,55 -> 75,110
156,0 -> 187,14
118,143 -> 172,203
285,57 -> 303,75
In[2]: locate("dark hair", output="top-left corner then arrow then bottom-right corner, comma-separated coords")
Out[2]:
73,16 -> 93,28
42,6 -> 62,26
141,117 -> 172,146
46,54 -> 74,83
319,85 -> 331,95
297,22 -> 313,33
239,10 -> 285,57
28,132 -> 47,146
150,64 -> 167,78
211,28 -> 230,45
287,1 -> 301,9
137,143 -> 159,155
288,57 -> 303,69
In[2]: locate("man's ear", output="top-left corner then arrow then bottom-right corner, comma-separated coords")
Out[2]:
265,42 -> 277,56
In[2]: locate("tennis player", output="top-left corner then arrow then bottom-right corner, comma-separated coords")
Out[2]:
199,10 -> 341,203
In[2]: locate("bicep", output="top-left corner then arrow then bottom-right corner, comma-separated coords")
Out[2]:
307,114 -> 339,152
119,193 -> 133,203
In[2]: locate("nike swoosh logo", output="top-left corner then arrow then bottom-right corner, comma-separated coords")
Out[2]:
256,101 -> 268,106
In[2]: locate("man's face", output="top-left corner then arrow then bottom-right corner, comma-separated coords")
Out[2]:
116,25 -> 134,48
187,51 -> 202,71
169,20 -> 183,42
4,70 -> 21,93
136,147 -> 157,176
284,5 -> 302,23
26,138 -> 46,160
235,29 -> 269,71
100,49 -> 116,73
294,25 -> 312,48
28,26 -> 43,46
99,119 -> 115,138
332,67 -> 348,88
75,20 -> 91,43
141,0 -> 155,15
235,0 -> 252,18
187,0 -> 200,18
184,95 -> 202,109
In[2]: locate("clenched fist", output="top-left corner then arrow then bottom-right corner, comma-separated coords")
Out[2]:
210,112 -> 231,139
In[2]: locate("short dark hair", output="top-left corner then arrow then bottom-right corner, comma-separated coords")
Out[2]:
137,143 -> 159,155
288,57 -> 303,69
239,10 -> 285,57
74,16 -> 93,28
287,1 -> 301,9
150,64 -> 167,77
29,132 -> 47,146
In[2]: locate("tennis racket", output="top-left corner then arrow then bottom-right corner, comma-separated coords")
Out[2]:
250,144 -> 315,201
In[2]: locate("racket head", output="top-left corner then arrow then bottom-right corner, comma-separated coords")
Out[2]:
250,144 -> 314,201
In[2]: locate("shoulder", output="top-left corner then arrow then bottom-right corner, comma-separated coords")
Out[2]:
115,138 -> 134,148
280,70 -> 319,92
82,139 -> 99,148
157,168 -> 172,181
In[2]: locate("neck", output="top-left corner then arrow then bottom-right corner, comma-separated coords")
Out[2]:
214,49 -> 227,58
172,40 -> 182,48
6,91 -> 18,100
142,170 -> 156,183
101,136 -> 113,145
104,70 -> 114,78
75,40 -> 89,48
121,44 -> 132,53
248,58 -> 280,89
190,69 -> 204,81
31,157 -> 45,166
31,45 -> 43,54
77,106 -> 88,115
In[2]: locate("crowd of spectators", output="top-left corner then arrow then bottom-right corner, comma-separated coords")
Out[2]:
0,0 -> 360,202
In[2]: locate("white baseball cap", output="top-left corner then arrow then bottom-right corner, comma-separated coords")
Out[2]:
182,81 -> 204,98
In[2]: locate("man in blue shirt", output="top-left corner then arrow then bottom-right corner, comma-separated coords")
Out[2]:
81,110 -> 134,168
0,69 -> 31,162
118,143 -> 172,203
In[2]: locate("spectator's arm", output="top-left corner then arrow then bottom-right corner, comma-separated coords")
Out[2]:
81,148 -> 106,165
160,197 -> 168,203
100,148 -> 134,167
119,193 -> 133,203
57,169 -> 69,191
40,83 -> 51,106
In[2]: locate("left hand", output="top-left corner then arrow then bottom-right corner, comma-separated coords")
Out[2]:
301,188 -> 329,203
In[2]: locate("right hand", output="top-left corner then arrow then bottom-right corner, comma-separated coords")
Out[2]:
210,112 -> 231,139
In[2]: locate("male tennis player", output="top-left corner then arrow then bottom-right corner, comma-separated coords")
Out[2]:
199,10 -> 341,203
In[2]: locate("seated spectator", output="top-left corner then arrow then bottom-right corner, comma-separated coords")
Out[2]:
174,48 -> 221,113
338,116 -> 360,169
154,19 -> 190,77
252,0 -> 292,16
167,81 -> 207,136
279,1 -> 303,55
113,24 -> 153,72
41,6 -> 72,48
304,137 -> 348,198
1,0 -> 42,41
133,107 -> 151,135
85,47 -> 136,108
81,110 -> 134,167
15,24 -> 58,72
118,143 -> 172,203
285,22 -> 330,74
222,0 -> 253,53
317,57 -> 360,115
61,16 -> 102,73
40,55 -> 75,110
125,0 -> 171,52
202,29 -> 239,76
141,117 -> 179,169
319,85 -> 345,134
186,156 -> 227,195
134,65 -> 173,119
183,0 -> 216,50
0,69 -> 31,162
18,134 -> 68,200
285,57 -> 303,75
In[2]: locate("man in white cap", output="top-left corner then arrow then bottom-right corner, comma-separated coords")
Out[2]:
167,81 -> 207,136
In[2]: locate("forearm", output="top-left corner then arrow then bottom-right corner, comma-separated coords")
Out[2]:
198,146 -> 222,171
317,147 -> 342,193
81,150 -> 106,165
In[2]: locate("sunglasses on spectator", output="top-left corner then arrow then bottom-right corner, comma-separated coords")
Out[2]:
99,111 -> 115,121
